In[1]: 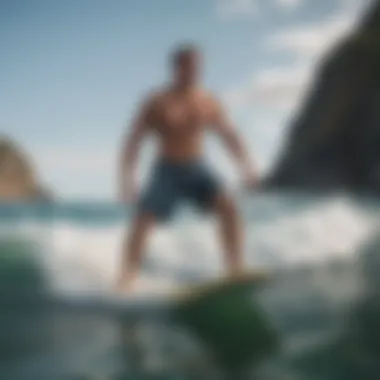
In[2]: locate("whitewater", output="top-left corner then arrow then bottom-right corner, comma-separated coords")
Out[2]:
0,192 -> 379,380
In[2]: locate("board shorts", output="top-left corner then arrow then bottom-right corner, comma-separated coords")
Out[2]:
137,159 -> 223,221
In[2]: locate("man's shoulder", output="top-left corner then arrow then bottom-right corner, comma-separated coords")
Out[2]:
195,87 -> 213,98
197,88 -> 223,111
193,88 -> 217,105
136,88 -> 168,114
142,86 -> 221,106
142,87 -> 165,105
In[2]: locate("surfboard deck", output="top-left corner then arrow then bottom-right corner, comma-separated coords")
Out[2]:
56,270 -> 278,371
171,270 -> 272,303
55,270 -> 273,317
171,271 -> 278,370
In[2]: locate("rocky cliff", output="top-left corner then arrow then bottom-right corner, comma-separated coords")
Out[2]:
0,136 -> 51,201
266,1 -> 380,195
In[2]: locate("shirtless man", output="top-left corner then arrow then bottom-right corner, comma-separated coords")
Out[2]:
117,44 -> 259,291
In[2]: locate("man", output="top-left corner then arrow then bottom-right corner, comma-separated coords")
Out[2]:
117,44 -> 259,292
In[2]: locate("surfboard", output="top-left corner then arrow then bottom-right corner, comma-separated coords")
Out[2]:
171,271 -> 279,371
171,270 -> 271,302
54,271 -> 271,315
56,270 -> 278,371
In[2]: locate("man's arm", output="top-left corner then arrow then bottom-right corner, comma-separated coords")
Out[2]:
209,97 -> 259,186
118,96 -> 154,201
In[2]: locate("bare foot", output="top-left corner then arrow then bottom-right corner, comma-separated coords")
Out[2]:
228,264 -> 245,280
227,267 -> 269,283
116,273 -> 138,294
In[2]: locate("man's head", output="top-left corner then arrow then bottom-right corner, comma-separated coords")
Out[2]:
170,44 -> 202,87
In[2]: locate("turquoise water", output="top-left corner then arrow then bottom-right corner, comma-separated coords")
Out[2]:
0,193 -> 379,379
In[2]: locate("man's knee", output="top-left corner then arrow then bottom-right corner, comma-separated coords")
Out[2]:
130,211 -> 155,236
214,193 -> 239,218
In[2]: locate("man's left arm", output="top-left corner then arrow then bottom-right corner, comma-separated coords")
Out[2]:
209,96 -> 259,188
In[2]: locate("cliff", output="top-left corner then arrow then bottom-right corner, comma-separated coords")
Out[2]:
266,1 -> 380,195
0,136 -> 52,201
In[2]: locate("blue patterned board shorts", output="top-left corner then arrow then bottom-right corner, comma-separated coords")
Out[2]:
138,159 -> 222,221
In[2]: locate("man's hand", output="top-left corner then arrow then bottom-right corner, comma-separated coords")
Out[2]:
242,166 -> 260,190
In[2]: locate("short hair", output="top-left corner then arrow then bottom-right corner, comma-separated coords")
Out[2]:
170,43 -> 200,67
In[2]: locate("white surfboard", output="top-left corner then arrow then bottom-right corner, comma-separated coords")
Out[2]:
53,270 -> 271,320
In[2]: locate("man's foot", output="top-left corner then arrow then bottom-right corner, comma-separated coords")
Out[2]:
235,270 -> 271,284
227,267 -> 269,283
228,264 -> 245,279
115,273 -> 138,294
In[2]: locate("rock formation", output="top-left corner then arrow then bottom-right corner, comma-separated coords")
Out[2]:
0,136 -> 51,201
266,1 -> 380,195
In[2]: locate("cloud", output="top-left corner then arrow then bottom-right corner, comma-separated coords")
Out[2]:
222,1 -> 366,113
216,0 -> 303,18
223,63 -> 311,112
29,142 -> 157,198
33,147 -> 114,174
215,0 -> 259,18
266,13 -> 358,61
275,0 -> 303,10
29,146 -> 114,198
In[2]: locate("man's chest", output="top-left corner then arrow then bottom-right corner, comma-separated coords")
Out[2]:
154,96 -> 212,128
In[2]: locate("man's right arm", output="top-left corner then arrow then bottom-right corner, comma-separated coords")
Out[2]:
118,95 -> 154,202
209,95 -> 259,188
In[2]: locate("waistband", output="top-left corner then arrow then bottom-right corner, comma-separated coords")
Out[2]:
155,156 -> 204,169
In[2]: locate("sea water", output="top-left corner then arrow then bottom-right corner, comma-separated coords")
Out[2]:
0,193 -> 379,380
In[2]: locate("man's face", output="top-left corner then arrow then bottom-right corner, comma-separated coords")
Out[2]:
175,51 -> 201,86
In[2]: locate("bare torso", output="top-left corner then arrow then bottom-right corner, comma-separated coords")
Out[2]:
147,87 -> 216,161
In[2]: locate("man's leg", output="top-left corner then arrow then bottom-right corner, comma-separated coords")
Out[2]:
214,193 -> 244,276
117,161 -> 179,292
189,164 -> 244,276
117,212 -> 155,292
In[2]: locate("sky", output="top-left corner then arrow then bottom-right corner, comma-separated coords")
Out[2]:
0,0 -> 373,199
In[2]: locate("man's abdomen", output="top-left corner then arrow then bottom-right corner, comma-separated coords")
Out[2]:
157,133 -> 204,162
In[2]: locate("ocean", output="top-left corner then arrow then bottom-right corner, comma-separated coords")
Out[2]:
0,192 -> 379,380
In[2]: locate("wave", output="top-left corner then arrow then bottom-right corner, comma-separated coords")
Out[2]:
0,193 -> 379,379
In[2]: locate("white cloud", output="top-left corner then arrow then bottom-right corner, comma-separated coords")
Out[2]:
29,142 -> 157,198
216,0 -> 259,18
251,64 -> 311,109
29,146 -> 114,198
266,13 -> 358,61
223,63 -> 311,112
216,0 -> 303,18
275,0 -> 302,10
33,147 -> 114,174
222,1 -> 366,113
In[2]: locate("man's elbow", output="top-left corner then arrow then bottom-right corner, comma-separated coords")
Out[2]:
125,134 -> 142,162
224,131 -> 242,151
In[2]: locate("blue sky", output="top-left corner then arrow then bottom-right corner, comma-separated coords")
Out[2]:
0,0 -> 372,198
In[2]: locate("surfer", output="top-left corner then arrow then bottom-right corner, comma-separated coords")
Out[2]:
117,44 -> 259,292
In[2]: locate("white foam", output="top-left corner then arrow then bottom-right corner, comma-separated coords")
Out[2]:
32,196 -> 377,295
